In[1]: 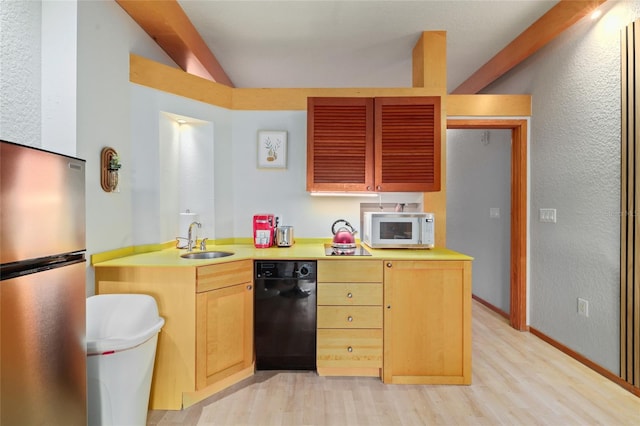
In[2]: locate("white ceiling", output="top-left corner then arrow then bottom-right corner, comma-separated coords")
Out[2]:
177,0 -> 560,92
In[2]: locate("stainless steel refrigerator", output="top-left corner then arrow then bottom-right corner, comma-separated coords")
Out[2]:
0,140 -> 87,425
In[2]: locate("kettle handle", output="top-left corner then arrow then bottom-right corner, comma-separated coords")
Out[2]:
331,219 -> 355,235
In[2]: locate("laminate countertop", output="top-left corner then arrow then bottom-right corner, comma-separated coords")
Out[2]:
92,241 -> 472,268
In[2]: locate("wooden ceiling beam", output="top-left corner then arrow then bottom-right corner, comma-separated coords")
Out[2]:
116,0 -> 234,87
452,0 -> 608,94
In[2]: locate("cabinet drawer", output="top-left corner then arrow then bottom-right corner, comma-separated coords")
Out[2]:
196,260 -> 253,292
317,306 -> 382,329
318,283 -> 382,305
317,260 -> 382,283
317,329 -> 382,368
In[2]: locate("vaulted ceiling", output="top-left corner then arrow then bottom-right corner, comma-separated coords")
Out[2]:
117,0 -> 607,93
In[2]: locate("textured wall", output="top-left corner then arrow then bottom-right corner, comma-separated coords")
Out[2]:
0,0 -> 41,145
485,1 -> 640,373
1,0 -> 174,295
447,129 -> 511,313
41,0 -> 76,156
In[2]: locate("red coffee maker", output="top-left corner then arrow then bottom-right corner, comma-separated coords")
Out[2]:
253,214 -> 276,248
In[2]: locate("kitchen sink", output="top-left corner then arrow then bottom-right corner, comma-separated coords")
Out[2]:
180,251 -> 234,260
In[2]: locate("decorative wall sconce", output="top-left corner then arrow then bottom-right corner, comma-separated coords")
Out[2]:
100,147 -> 121,192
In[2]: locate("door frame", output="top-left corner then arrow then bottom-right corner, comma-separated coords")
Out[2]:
447,119 -> 528,331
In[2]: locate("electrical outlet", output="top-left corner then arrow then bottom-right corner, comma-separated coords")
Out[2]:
578,298 -> 589,317
539,208 -> 557,223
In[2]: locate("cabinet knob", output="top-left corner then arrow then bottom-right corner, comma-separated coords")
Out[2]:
387,305 -> 391,310
347,315 -> 353,322
347,346 -> 353,353
247,284 -> 253,290
386,262 -> 392,268
376,185 -> 382,191
347,292 -> 353,298
366,186 -> 372,191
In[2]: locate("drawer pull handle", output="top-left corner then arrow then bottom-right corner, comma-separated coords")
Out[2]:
347,346 -> 353,352
347,292 -> 353,298
347,316 -> 353,322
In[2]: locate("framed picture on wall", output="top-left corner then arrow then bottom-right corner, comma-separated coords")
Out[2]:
257,130 -> 287,169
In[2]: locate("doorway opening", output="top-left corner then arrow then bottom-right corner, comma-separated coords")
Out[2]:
447,129 -> 511,316
447,119 -> 528,331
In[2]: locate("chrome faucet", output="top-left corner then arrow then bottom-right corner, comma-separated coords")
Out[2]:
200,238 -> 208,251
187,221 -> 201,252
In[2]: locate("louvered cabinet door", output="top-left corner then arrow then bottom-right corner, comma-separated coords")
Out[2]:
306,97 -> 375,192
374,97 -> 441,192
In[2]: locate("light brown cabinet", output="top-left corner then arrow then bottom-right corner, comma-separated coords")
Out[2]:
382,260 -> 472,385
94,259 -> 254,410
306,96 -> 441,193
95,252 -> 472,409
316,260 -> 383,377
195,261 -> 253,392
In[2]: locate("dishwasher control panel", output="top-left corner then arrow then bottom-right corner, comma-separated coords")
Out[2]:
254,260 -> 317,280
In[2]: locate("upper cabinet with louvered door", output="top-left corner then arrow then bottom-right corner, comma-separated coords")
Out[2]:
306,97 -> 375,192
307,96 -> 441,193
375,97 -> 441,192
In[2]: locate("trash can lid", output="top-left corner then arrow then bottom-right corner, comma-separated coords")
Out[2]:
86,294 -> 165,354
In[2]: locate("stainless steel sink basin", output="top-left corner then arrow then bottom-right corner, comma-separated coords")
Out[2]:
180,251 -> 234,260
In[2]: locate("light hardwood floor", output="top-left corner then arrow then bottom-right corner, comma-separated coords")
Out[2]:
147,301 -> 640,425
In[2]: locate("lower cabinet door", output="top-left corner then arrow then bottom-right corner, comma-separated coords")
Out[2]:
196,282 -> 253,390
317,329 -> 382,368
383,260 -> 472,384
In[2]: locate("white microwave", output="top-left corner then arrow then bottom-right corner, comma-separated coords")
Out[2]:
362,212 -> 435,249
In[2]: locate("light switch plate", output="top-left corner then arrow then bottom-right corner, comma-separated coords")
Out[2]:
539,208 -> 557,223
578,298 -> 589,317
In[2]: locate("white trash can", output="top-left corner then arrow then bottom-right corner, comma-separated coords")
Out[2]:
86,294 -> 165,426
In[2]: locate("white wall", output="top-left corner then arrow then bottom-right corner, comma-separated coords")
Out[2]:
0,0 -> 41,146
231,110 -> 307,234
485,1 -> 640,373
41,0 -> 76,156
129,83 -> 231,245
447,129 -> 511,313
0,0 -> 77,155
75,0 -> 177,295
178,121 -> 215,239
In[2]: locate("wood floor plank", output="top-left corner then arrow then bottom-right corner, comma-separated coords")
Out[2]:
148,301 -> 640,426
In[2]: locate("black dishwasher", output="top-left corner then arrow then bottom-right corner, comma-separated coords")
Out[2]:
254,260 -> 317,370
